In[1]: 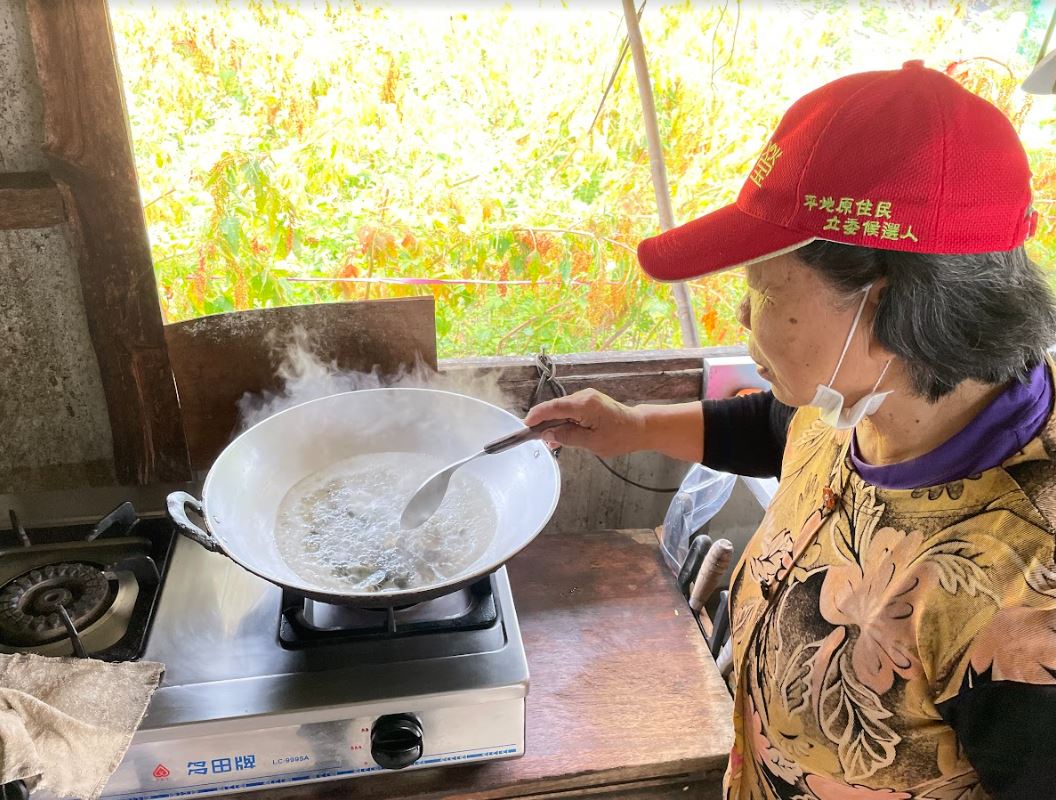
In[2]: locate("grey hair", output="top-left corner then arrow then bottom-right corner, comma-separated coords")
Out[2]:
794,240 -> 1056,401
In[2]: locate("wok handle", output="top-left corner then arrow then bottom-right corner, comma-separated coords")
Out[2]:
166,491 -> 224,554
483,418 -> 574,455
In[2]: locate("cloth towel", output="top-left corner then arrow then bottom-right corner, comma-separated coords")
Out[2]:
0,653 -> 163,799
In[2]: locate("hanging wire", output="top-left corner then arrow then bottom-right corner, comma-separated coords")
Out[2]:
530,351 -> 680,493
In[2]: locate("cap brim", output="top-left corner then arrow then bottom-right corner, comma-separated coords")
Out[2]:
637,203 -> 814,282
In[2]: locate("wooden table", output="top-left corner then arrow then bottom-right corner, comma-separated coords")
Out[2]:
241,530 -> 734,799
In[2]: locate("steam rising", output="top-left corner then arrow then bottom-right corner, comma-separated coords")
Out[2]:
237,327 -> 514,430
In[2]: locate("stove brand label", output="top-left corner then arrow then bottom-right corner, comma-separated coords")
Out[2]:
151,765 -> 170,780
272,754 -> 311,765
185,755 -> 255,776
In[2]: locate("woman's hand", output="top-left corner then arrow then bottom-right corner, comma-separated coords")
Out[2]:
523,390 -> 647,458
524,390 -> 704,463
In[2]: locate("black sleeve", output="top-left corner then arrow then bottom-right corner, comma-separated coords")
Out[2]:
701,391 -> 795,479
937,679 -> 1056,798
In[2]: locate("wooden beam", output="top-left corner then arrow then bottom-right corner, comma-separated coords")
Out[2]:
495,368 -> 704,411
440,347 -> 749,411
442,346 -> 744,381
26,0 -> 190,484
0,172 -> 66,230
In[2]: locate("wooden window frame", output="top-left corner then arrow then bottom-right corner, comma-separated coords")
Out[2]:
16,0 -> 741,484
23,0 -> 190,484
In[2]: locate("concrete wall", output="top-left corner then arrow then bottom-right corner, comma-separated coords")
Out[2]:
1,0 -> 46,173
544,447 -> 691,533
0,0 -> 117,492
0,227 -> 116,490
544,354 -> 772,536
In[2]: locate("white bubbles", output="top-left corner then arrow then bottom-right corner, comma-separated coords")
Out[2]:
276,452 -> 497,593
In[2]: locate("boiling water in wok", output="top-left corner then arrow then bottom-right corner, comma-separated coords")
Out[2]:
276,452 -> 498,593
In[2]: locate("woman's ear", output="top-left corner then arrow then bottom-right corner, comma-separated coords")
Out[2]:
867,338 -> 897,362
865,279 -> 894,361
867,277 -> 888,307
863,278 -> 888,326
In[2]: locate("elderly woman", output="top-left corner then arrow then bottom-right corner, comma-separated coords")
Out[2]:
525,62 -> 1055,798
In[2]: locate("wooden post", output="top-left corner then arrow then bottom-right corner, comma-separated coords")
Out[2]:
26,0 -> 191,484
622,0 -> 701,349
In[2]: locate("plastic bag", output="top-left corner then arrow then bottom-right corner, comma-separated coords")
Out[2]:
660,464 -> 737,575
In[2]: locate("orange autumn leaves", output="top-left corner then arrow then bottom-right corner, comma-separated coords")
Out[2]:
112,2 -> 1054,356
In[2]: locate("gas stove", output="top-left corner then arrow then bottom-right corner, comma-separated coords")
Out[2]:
0,496 -> 529,799
0,503 -> 173,662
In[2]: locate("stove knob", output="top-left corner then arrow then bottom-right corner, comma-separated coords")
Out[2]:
370,714 -> 423,770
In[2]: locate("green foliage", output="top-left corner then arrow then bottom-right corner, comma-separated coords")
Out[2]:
110,0 -> 1055,357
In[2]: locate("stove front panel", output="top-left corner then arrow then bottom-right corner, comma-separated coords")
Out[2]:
101,697 -> 525,799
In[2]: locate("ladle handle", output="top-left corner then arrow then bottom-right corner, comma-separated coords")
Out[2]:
483,418 -> 574,455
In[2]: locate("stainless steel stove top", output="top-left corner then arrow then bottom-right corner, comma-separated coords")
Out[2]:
2,498 -> 529,800
137,532 -> 528,724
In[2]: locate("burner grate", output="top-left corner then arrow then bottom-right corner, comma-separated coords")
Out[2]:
278,574 -> 499,650
0,504 -> 176,661
0,562 -> 115,647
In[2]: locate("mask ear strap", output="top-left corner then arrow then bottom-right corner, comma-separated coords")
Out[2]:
870,359 -> 892,393
827,283 -> 874,386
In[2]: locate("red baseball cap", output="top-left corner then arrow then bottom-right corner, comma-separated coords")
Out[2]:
637,60 -> 1039,283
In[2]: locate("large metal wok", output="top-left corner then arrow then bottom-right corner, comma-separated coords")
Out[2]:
167,388 -> 561,607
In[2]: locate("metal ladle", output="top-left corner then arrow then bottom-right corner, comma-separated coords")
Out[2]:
400,418 -> 572,530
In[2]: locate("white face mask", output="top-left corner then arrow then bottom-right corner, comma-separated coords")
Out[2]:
810,284 -> 892,430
